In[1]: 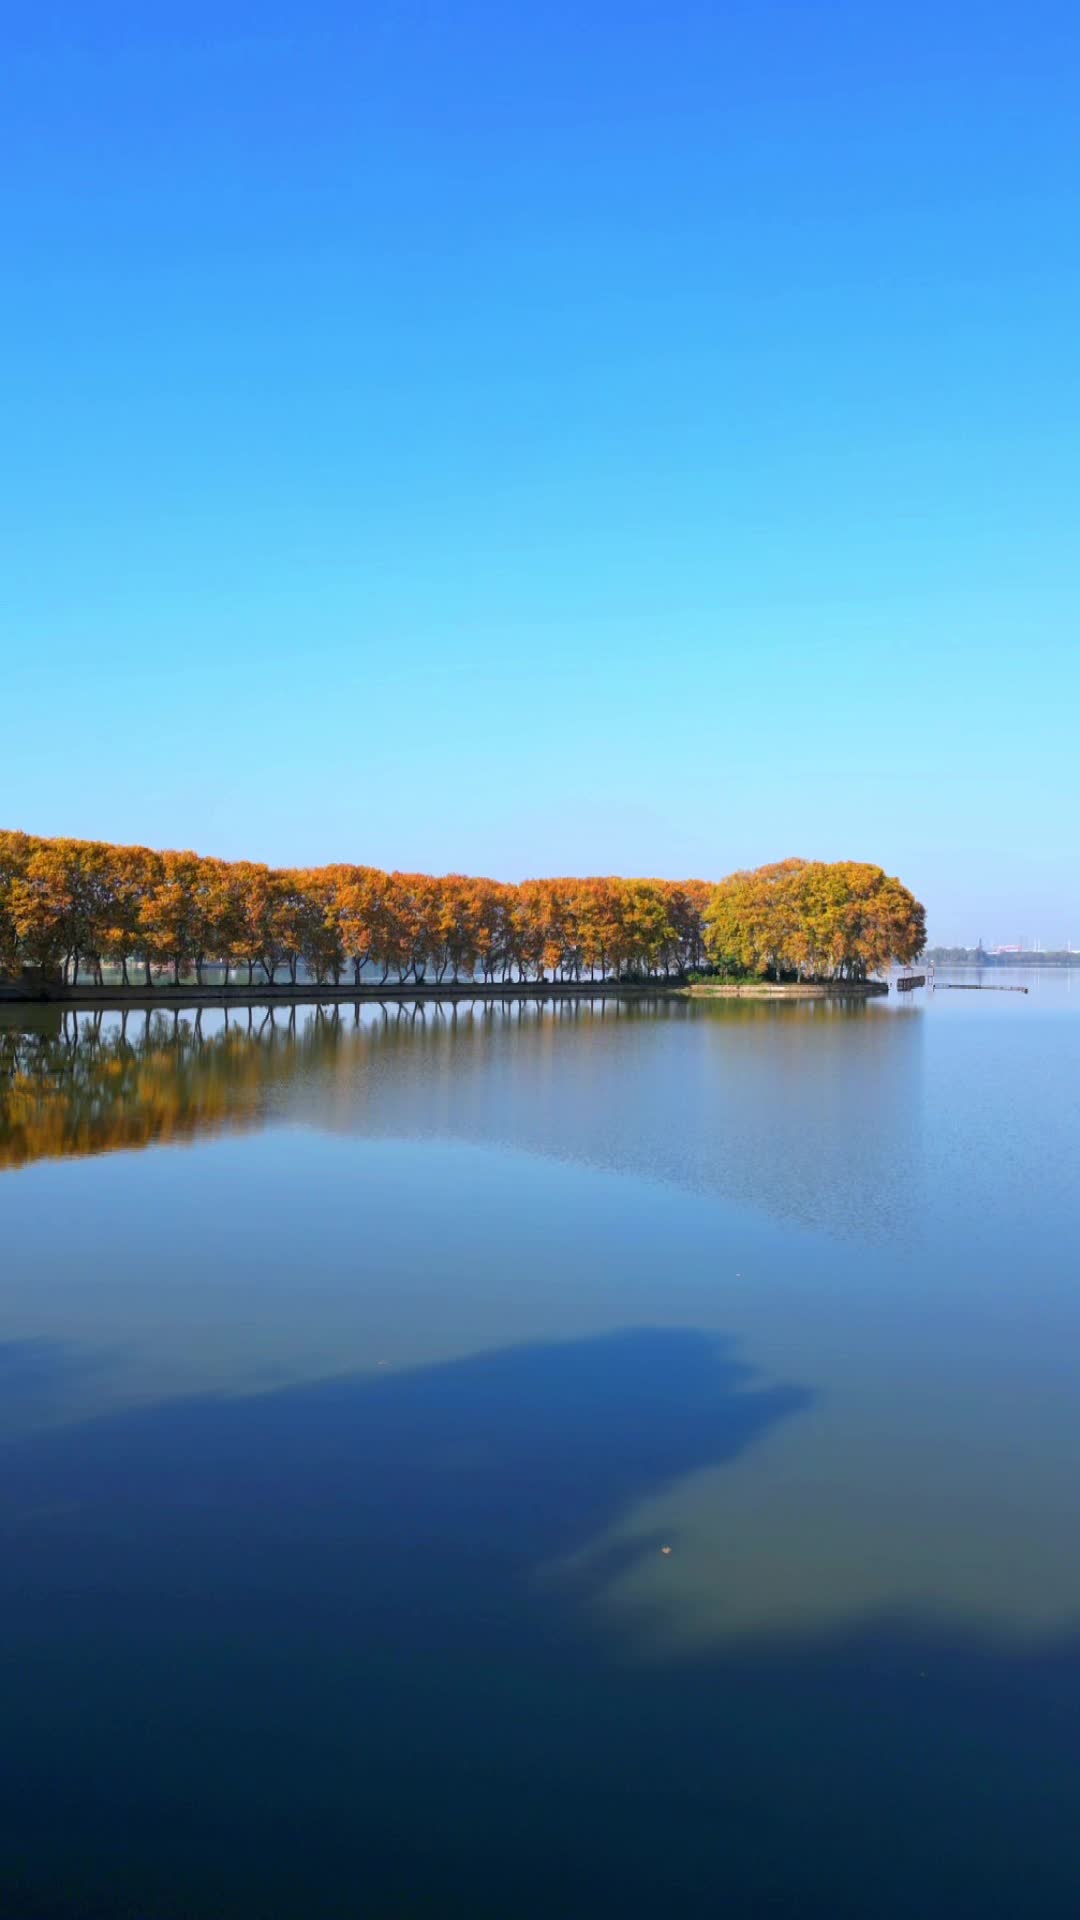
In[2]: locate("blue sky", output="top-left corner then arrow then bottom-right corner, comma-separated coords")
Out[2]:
3,2 -> 1078,942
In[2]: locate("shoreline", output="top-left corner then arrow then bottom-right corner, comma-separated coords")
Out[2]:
1,980 -> 680,1011
679,980 -> 889,998
1,977 -> 889,1011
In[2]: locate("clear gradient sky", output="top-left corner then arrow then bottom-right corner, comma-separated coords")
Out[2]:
3,3 -> 1078,943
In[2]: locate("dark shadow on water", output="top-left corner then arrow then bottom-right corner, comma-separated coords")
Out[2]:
2,1330 -> 1080,1918
0,1327 -> 806,1653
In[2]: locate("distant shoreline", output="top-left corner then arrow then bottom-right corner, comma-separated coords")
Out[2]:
926,956 -> 1080,969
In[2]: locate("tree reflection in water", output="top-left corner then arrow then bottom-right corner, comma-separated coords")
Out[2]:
0,999 -> 651,1171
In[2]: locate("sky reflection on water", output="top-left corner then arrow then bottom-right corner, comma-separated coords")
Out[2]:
3,980 -> 1080,1913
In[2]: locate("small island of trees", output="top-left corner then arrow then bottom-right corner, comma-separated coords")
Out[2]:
0,832 -> 925,995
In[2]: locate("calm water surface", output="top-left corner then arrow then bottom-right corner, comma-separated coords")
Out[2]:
2,973 -> 1080,1916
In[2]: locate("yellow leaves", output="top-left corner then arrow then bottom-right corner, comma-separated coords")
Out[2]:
704,860 -> 925,982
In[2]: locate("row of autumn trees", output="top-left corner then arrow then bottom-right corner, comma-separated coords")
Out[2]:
0,833 -> 925,988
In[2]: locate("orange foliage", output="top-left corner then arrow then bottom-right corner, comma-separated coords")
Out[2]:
0,834 -> 924,988
704,859 -> 926,981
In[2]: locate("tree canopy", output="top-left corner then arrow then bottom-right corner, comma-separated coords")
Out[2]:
704,858 -> 925,981
0,832 -> 923,989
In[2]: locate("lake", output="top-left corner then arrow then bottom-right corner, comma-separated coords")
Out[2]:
3,972 -> 1080,1916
